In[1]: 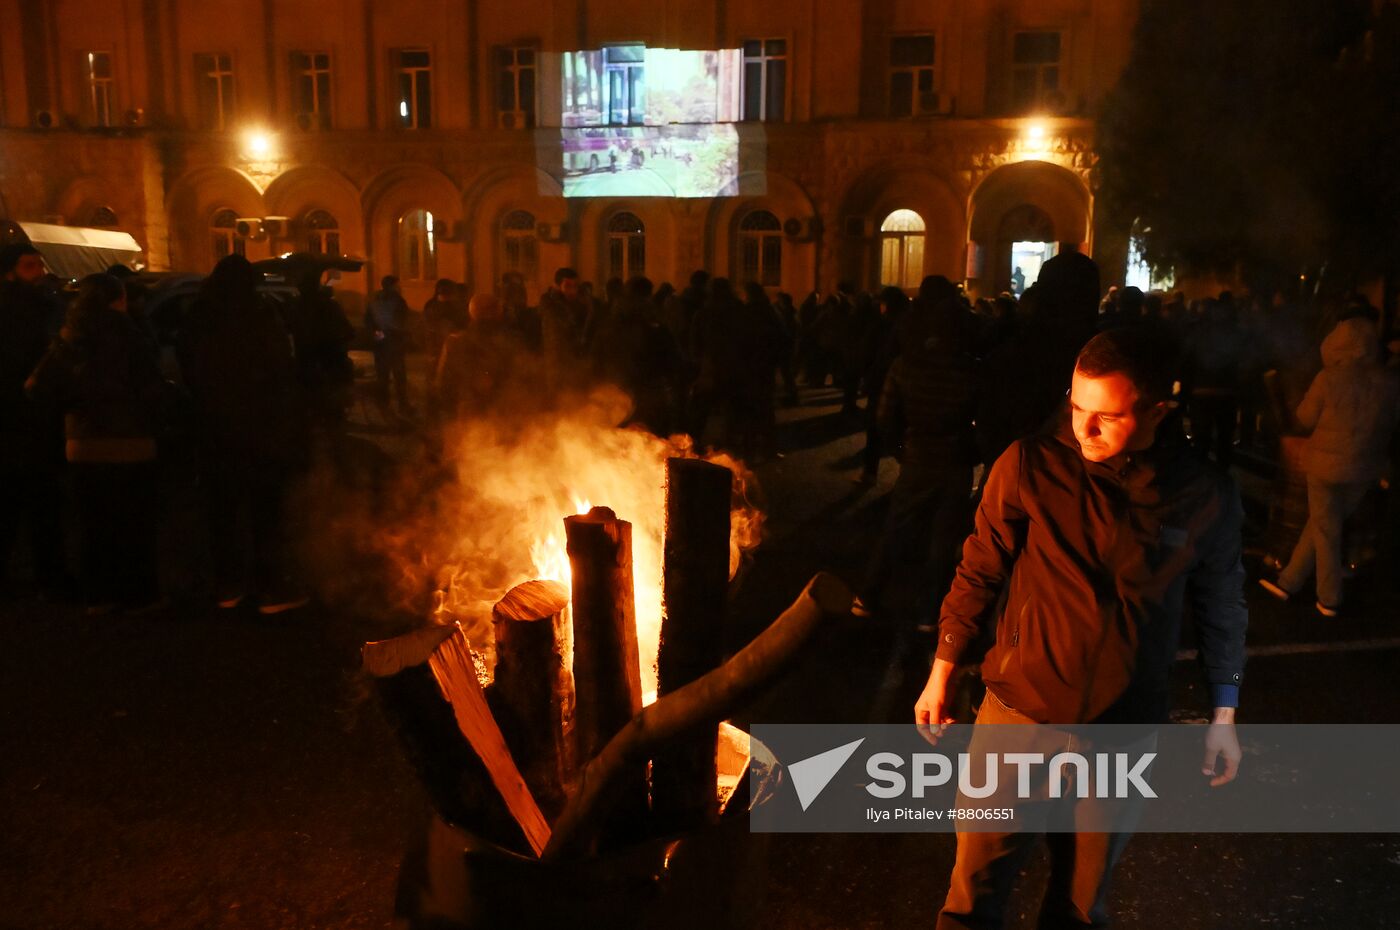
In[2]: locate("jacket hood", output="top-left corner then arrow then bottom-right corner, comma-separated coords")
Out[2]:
1321,317 -> 1379,368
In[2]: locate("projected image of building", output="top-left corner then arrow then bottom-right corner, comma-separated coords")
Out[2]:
0,0 -> 1138,305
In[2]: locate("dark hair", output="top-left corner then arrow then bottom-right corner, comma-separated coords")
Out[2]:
381,275 -> 399,289
200,253 -> 261,309
1074,327 -> 1175,405
434,278 -> 455,296
0,243 -> 41,274
625,275 -> 654,300
66,273 -> 126,337
554,267 -> 579,285
74,273 -> 126,312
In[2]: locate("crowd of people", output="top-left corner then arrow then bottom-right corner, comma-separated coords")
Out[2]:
0,246 -> 325,615
2,240 -> 1397,627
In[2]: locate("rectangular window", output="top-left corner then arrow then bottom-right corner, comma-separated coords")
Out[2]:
195,53 -> 235,130
495,46 -> 537,129
742,39 -> 786,122
87,51 -> 114,127
888,35 -> 936,117
395,49 -> 432,129
1011,31 -> 1061,113
602,44 -> 645,126
291,51 -> 332,129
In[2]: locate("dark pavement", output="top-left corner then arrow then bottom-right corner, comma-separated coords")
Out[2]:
4,383 -> 1400,929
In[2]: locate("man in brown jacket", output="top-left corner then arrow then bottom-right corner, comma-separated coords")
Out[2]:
916,327 -> 1247,929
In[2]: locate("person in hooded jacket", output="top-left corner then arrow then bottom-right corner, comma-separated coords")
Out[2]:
0,243 -> 69,596
1261,317 -> 1400,615
178,255 -> 310,614
26,273 -> 164,613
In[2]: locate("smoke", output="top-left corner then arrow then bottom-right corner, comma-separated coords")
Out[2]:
309,383 -> 763,697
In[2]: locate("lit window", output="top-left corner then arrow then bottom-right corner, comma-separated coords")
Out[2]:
195,53 -> 235,130
889,36 -> 937,117
211,208 -> 244,262
495,46 -> 537,129
879,209 -> 925,289
606,211 -> 645,279
500,210 -> 539,278
399,209 -> 437,280
291,51 -> 332,129
87,51 -> 114,127
738,210 -> 782,287
1011,31 -> 1062,113
305,209 -> 340,256
395,49 -> 432,129
742,39 -> 786,122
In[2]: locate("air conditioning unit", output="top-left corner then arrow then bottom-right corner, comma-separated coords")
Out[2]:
235,218 -> 265,240
497,109 -> 529,130
536,221 -> 569,242
843,216 -> 875,240
293,111 -> 320,131
916,91 -> 954,116
33,109 -> 56,130
124,108 -> 146,128
783,216 -> 821,242
262,216 -> 292,239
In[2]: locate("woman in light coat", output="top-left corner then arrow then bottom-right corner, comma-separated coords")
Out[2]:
1262,317 -> 1400,614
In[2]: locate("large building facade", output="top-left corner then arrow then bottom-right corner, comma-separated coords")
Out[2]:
0,0 -> 1137,308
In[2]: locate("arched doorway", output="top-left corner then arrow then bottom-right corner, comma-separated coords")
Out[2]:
880,209 -> 925,289
967,161 -> 1091,297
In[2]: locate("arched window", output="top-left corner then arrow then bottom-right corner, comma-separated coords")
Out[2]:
879,209 -> 925,290
738,209 -> 782,287
500,209 -> 538,278
398,209 -> 437,281
90,206 -> 119,227
211,207 -> 244,262
305,209 -> 340,256
606,211 -> 645,280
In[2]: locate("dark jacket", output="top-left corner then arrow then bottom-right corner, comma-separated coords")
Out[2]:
26,306 -> 163,463
0,280 -> 63,465
877,341 -> 978,471
178,292 -> 306,463
936,417 -> 1247,724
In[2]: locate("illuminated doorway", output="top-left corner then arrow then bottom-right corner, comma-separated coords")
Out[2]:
1010,241 -> 1058,295
879,209 -> 925,289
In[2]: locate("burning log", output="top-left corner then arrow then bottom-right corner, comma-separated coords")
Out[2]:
565,506 -> 644,757
490,579 -> 576,819
363,624 -> 552,857
544,572 -> 854,860
652,457 -> 733,830
565,506 -> 647,844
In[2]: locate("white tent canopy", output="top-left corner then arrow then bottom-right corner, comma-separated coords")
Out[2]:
16,221 -> 143,280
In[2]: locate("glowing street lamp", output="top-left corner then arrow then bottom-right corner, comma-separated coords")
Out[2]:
243,129 -> 275,159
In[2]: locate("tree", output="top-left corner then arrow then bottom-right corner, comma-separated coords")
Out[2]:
1096,0 -> 1400,299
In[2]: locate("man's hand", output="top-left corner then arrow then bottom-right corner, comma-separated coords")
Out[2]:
1202,706 -> 1241,787
914,658 -> 957,747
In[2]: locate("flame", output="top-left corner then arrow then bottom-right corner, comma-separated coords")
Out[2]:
422,387 -> 762,700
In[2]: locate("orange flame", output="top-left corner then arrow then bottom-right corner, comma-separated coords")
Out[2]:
426,388 -> 762,699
